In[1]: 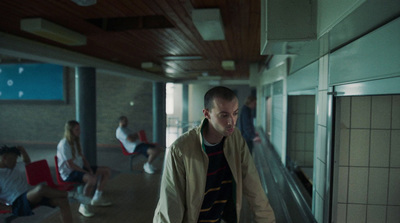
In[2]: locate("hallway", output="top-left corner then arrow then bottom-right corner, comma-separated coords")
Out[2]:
1,135 -> 317,223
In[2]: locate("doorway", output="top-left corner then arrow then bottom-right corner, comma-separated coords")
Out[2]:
286,95 -> 315,207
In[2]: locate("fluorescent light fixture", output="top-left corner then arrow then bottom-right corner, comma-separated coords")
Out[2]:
221,60 -> 235,71
165,67 -> 175,73
192,9 -> 225,41
141,62 -> 163,72
71,0 -> 97,6
20,18 -> 86,46
163,55 -> 203,61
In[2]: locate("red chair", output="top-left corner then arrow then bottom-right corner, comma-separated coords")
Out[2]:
138,129 -> 158,146
0,160 -> 72,223
0,207 -> 17,223
0,210 -> 11,215
138,130 -> 149,143
25,159 -> 74,191
0,204 -> 12,214
119,130 -> 158,172
119,140 -> 139,172
54,156 -> 80,188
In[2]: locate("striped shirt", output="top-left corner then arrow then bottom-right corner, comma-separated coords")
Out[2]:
198,138 -> 234,223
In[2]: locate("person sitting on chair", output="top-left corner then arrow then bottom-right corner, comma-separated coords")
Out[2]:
116,116 -> 163,174
57,120 -> 112,218
0,145 -> 91,223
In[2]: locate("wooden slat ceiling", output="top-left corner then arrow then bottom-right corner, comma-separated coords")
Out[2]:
0,0 -> 268,82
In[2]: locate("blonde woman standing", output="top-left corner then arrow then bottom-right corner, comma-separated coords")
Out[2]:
57,120 -> 112,217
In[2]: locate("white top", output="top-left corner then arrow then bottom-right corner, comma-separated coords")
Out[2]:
57,138 -> 84,181
0,162 -> 32,205
116,126 -> 140,153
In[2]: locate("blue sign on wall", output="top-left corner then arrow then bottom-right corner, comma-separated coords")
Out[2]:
0,63 -> 64,100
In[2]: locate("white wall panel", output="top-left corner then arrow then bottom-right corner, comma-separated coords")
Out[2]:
287,60 -> 318,93
317,0 -> 366,37
330,17 -> 400,85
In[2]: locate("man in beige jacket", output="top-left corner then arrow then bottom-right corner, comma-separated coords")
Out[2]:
153,86 -> 275,223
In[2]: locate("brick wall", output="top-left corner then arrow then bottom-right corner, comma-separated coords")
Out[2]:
0,67 -> 154,146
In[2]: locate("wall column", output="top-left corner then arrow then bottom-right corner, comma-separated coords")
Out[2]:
182,84 -> 189,133
75,67 -> 97,165
153,82 -> 166,147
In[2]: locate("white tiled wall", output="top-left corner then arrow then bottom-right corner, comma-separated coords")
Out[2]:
391,130 -> 400,167
287,95 -> 315,167
334,95 -> 400,223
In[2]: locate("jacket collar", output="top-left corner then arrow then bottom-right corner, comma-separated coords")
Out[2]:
198,118 -> 207,152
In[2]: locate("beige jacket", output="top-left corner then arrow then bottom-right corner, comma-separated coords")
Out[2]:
153,119 -> 275,223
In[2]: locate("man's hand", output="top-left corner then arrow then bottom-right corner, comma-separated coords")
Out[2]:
127,133 -> 139,142
17,146 -> 31,164
16,145 -> 26,153
253,136 -> 261,142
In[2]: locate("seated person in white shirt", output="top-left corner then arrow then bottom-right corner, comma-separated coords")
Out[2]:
115,116 -> 163,174
0,145 -> 91,223
57,120 -> 112,218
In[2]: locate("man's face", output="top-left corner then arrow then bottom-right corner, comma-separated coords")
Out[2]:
1,153 -> 18,169
249,100 -> 257,109
203,97 -> 239,137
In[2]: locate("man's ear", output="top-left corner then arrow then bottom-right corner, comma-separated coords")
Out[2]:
203,109 -> 211,119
